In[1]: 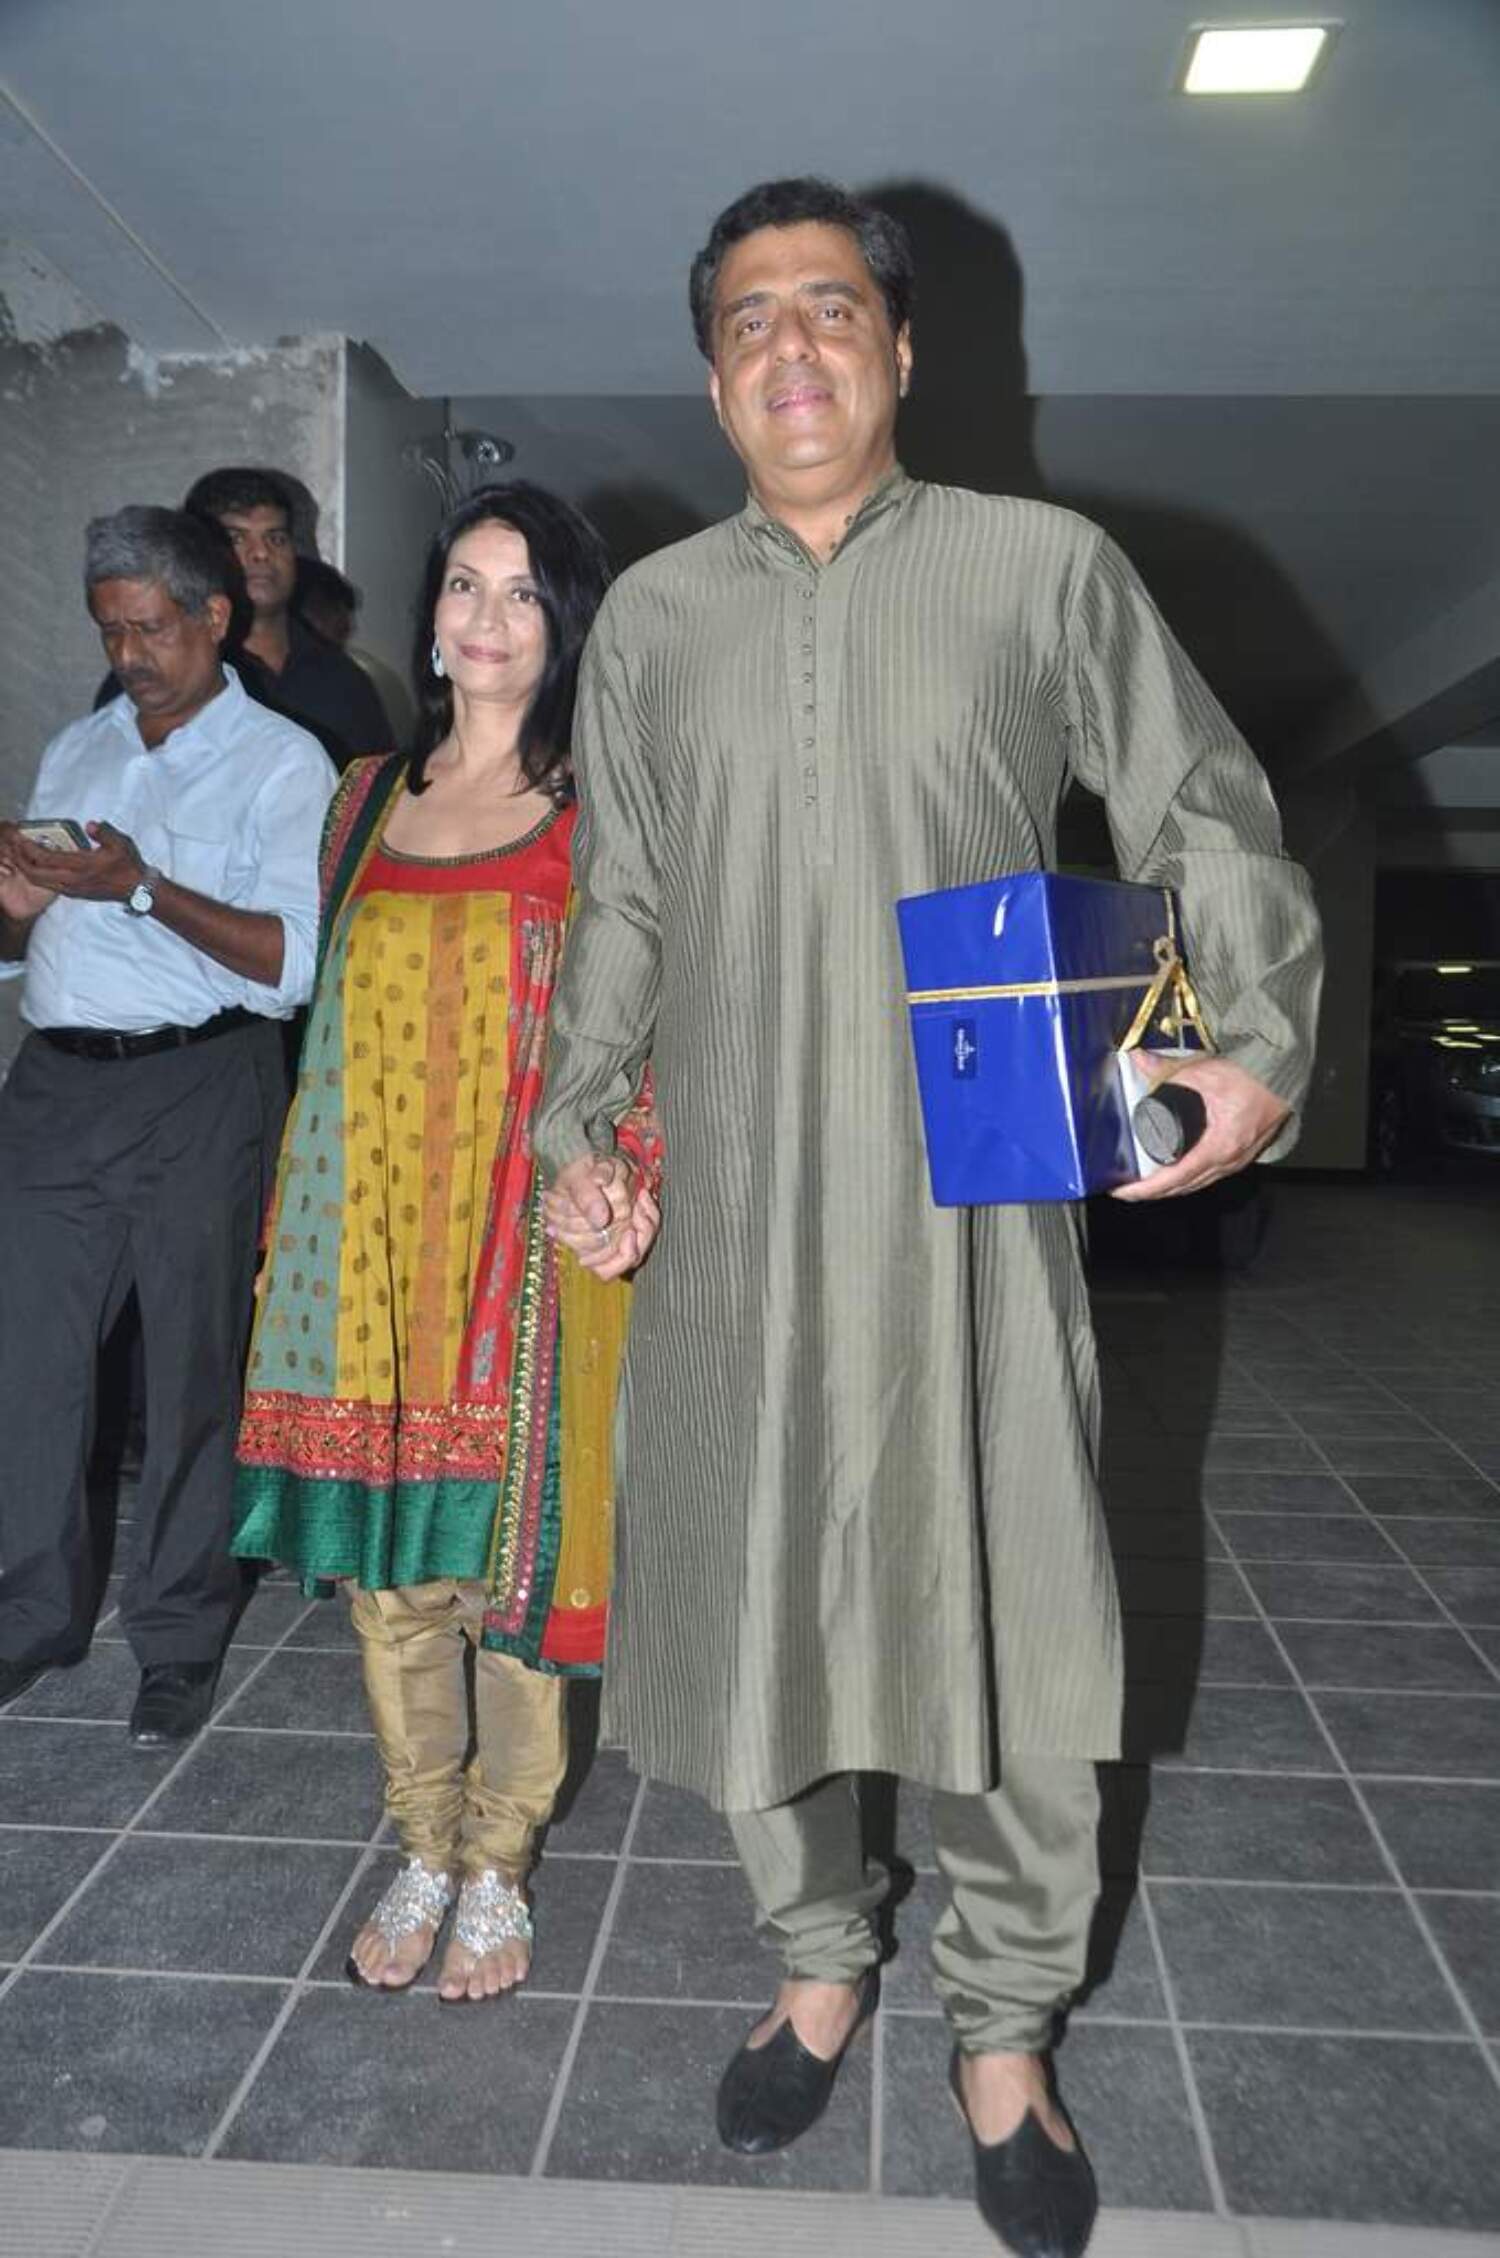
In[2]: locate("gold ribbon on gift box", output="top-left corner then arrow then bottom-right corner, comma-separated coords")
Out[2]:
905,892 -> 1216,1055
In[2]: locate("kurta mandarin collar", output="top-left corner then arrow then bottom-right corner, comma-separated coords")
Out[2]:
739,465 -> 915,568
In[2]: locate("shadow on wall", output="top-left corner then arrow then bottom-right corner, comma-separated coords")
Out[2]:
864,178 -> 1367,775
863,180 -> 1042,505
579,481 -> 711,574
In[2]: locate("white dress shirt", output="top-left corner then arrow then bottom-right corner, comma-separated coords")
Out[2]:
3,667 -> 337,1032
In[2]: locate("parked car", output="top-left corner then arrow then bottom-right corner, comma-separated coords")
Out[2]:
1369,959 -> 1500,1171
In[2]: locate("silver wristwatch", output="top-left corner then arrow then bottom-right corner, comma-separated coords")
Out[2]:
124,865 -> 162,918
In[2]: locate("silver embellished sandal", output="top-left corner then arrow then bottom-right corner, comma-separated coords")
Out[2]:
438,1868 -> 535,2005
346,1856 -> 453,1991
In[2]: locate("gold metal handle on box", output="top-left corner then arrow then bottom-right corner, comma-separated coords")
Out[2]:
1118,933 -> 1217,1056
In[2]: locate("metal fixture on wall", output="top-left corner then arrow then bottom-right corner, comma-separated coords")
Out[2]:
401,401 -> 515,512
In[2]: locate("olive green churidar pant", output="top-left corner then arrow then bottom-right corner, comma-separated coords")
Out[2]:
730,1762 -> 1101,2052
352,1579 -> 567,1881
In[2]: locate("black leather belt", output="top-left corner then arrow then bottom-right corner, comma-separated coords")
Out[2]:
38,1007 -> 260,1061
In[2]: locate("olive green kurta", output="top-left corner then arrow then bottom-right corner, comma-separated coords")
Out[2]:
535,473 -> 1322,1812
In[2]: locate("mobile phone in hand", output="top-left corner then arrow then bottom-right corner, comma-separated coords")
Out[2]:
16,819 -> 92,852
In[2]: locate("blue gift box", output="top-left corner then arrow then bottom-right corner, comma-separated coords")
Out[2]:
897,871 -> 1197,1204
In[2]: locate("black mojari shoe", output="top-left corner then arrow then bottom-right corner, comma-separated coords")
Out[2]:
716,1966 -> 879,2155
128,1661 -> 219,1746
948,2051 -> 1098,2258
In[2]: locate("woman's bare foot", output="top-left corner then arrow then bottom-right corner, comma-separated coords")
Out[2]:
437,1868 -> 534,2003
348,1912 -> 442,1989
345,1857 -> 452,1990
436,1929 -> 532,2001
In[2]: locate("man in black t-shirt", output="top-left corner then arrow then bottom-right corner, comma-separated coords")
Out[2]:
182,468 -> 393,769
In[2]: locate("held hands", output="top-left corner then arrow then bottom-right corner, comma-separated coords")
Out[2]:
1110,1052 -> 1291,1203
544,1153 -> 661,1280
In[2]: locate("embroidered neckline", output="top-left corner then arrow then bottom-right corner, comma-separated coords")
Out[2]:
375,800 -> 566,868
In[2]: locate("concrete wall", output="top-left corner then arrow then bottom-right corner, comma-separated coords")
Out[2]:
0,322 -> 345,1071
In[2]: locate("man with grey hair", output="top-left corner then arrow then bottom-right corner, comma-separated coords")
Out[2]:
0,505 -> 335,1743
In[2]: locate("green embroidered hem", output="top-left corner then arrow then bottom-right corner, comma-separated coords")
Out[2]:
231,1468 -> 495,1594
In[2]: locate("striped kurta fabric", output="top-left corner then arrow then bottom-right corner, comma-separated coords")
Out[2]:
535,472 -> 1323,1811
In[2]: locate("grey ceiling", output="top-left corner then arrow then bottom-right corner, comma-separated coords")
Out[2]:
3,0 -> 1499,782
4,0 -> 1498,396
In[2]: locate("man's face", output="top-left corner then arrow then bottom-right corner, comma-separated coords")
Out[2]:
707,221 -> 912,490
216,503 -> 296,618
90,578 -> 230,730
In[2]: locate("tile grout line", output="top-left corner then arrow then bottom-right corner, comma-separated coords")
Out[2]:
0,1600 -> 324,2010
213,1724 -> 376,1740
1296,1358 -> 1500,1686
75,2152 -> 146,2258
1203,1491 -> 1500,2102
1273,1363 -> 1500,1702
198,1812 -> 390,2159
868,1965 -> 885,2195
0,1820 -> 381,1849
1279,1370 -> 1500,2084
1158,1762 -> 1500,1787
1209,1361 -> 1500,1711
1316,1493 -> 1500,1696
527,1772 -> 649,2179
3,1960 -> 1489,2039
1133,1874 -> 1230,2216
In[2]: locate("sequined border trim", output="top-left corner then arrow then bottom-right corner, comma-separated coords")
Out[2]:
483,1172 -> 558,1635
237,1391 -> 507,1486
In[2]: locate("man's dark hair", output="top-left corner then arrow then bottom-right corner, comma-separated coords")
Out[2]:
408,481 -> 611,804
84,505 -> 236,616
183,466 -> 293,528
688,177 -> 915,360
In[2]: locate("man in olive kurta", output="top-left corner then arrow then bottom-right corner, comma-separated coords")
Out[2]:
539,179 -> 1320,2256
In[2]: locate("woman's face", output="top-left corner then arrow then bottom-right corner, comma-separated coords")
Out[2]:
432,520 -> 548,711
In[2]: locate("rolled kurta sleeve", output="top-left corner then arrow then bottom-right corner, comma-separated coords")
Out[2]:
1063,531 -> 1323,1148
534,611 -> 662,1178
229,754 -> 335,1014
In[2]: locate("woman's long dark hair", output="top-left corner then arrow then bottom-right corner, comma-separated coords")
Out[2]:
406,481 -> 611,800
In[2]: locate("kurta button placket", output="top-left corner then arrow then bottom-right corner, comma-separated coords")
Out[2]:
781,564 -> 828,863
761,479 -> 911,869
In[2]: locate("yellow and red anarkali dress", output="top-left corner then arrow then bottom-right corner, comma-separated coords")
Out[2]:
233,753 -> 655,1672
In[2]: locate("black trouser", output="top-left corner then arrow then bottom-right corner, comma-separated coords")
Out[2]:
0,1021 -> 284,1669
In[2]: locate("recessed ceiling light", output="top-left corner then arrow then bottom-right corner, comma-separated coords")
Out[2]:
1181,23 -> 1337,95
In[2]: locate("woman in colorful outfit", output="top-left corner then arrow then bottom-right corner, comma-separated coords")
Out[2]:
233,484 -> 659,2000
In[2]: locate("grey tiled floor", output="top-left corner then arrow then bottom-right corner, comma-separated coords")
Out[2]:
3,1174 -> 1499,2239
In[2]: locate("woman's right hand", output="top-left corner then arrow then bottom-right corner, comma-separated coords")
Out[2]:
544,1154 -> 660,1279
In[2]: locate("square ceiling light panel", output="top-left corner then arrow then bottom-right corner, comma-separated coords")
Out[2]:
1181,23 -> 1338,94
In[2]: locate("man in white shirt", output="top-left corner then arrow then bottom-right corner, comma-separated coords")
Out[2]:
0,506 -> 336,1742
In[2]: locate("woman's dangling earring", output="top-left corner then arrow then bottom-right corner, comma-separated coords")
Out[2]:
430,638 -> 446,679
